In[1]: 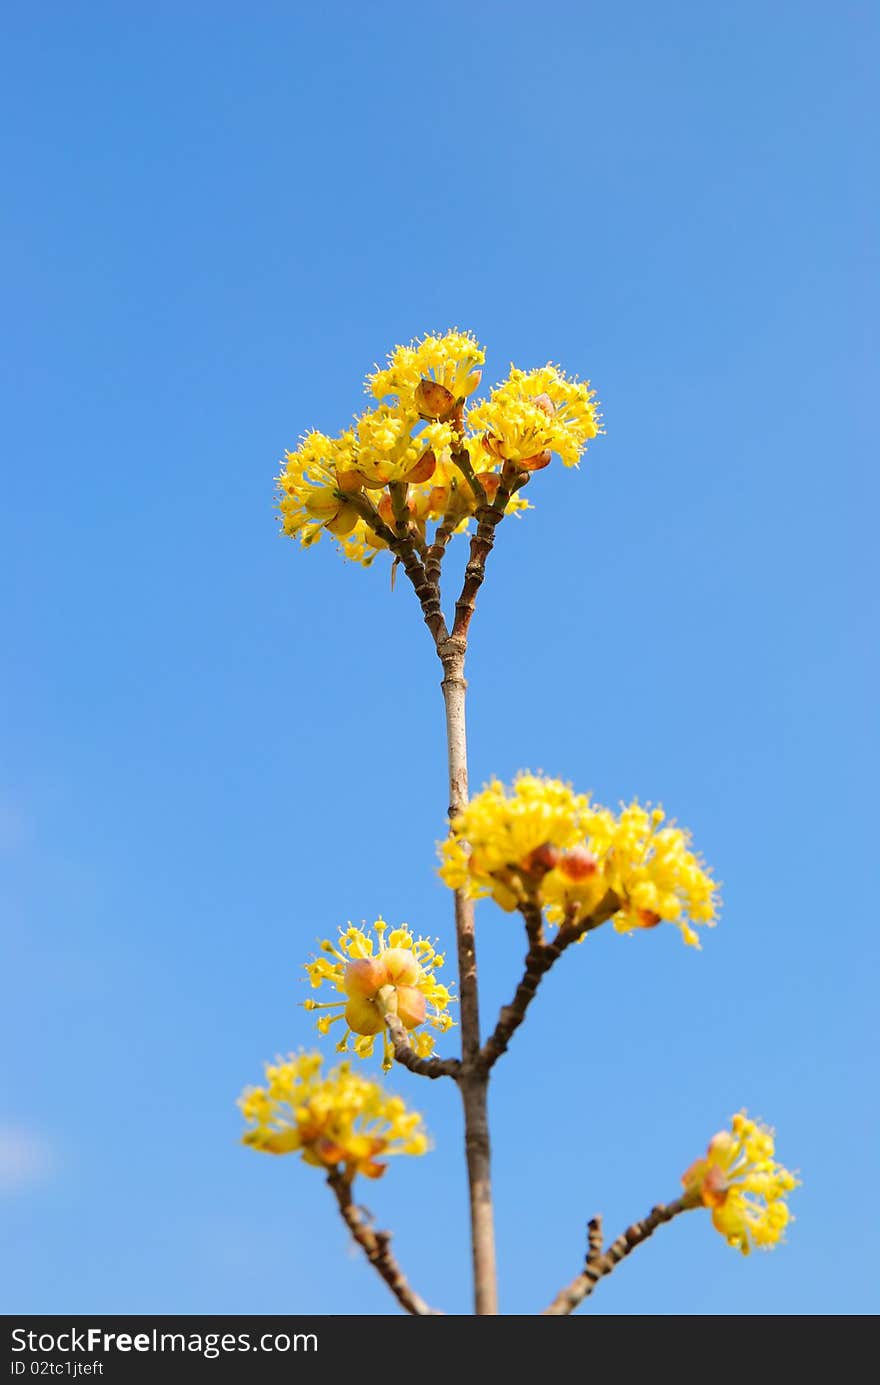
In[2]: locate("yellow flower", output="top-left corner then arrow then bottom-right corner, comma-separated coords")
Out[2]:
239,1052 -> 428,1181
468,364 -> 601,468
438,773 -> 718,945
276,429 -> 365,552
277,337 -> 599,565
369,330 -> 485,413
304,919 -> 456,1070
353,406 -> 453,488
681,1113 -> 798,1254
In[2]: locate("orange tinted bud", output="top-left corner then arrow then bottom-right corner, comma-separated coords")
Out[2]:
521,842 -> 560,876
701,1164 -> 730,1209
344,995 -> 385,1035
415,378 -> 456,419
394,985 -> 427,1030
559,847 -> 598,881
521,448 -> 552,472
358,1162 -> 388,1180
532,392 -> 557,417
382,947 -> 420,986
481,432 -> 503,459
638,909 -> 662,929
474,471 -> 500,502
314,1138 -> 348,1166
406,449 -> 437,484
343,956 -> 388,998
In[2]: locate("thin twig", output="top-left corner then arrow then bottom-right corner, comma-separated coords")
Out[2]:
385,1015 -> 461,1079
451,468 -> 529,642
439,635 -> 499,1314
347,489 -> 448,644
327,1171 -> 441,1316
542,1199 -> 690,1315
481,892 -> 620,1070
424,518 -> 454,591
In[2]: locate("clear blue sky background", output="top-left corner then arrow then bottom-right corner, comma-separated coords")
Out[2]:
2,2 -> 876,1316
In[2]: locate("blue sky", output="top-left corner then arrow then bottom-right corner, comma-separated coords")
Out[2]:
1,1 -> 875,1315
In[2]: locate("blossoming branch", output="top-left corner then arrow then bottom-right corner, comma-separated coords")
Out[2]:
238,331 -> 798,1315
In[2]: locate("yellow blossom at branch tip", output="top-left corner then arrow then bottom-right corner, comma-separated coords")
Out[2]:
304,919 -> 456,1071
438,772 -> 718,944
468,364 -> 601,469
681,1113 -> 799,1254
277,334 -> 600,566
238,1052 -> 429,1181
354,406 -> 453,488
369,331 -> 486,412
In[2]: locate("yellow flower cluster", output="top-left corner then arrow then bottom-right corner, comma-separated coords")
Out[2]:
239,1052 -> 428,1181
368,330 -> 485,413
438,773 -> 718,945
468,365 -> 600,469
681,1113 -> 798,1254
304,919 -> 456,1070
277,332 -> 598,565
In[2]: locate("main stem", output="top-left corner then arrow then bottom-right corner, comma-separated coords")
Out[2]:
440,637 -> 498,1316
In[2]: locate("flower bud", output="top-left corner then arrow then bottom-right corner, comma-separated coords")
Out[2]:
521,842 -> 560,876
707,1131 -> 735,1158
395,985 -> 427,1030
559,847 -> 598,881
343,956 -> 389,998
344,995 -> 385,1035
700,1164 -> 730,1208
463,369 -> 482,396
382,947 -> 420,986
532,392 -> 557,417
377,493 -> 395,526
415,378 -> 456,419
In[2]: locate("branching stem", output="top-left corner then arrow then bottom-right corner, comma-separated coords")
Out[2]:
327,1171 -> 440,1316
542,1199 -> 691,1315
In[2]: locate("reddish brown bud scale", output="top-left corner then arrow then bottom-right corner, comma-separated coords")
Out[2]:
474,471 -> 501,502
428,484 -> 450,512
558,847 -> 599,881
415,378 -> 456,419
406,449 -> 437,484
521,449 -> 552,472
521,842 -> 561,876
